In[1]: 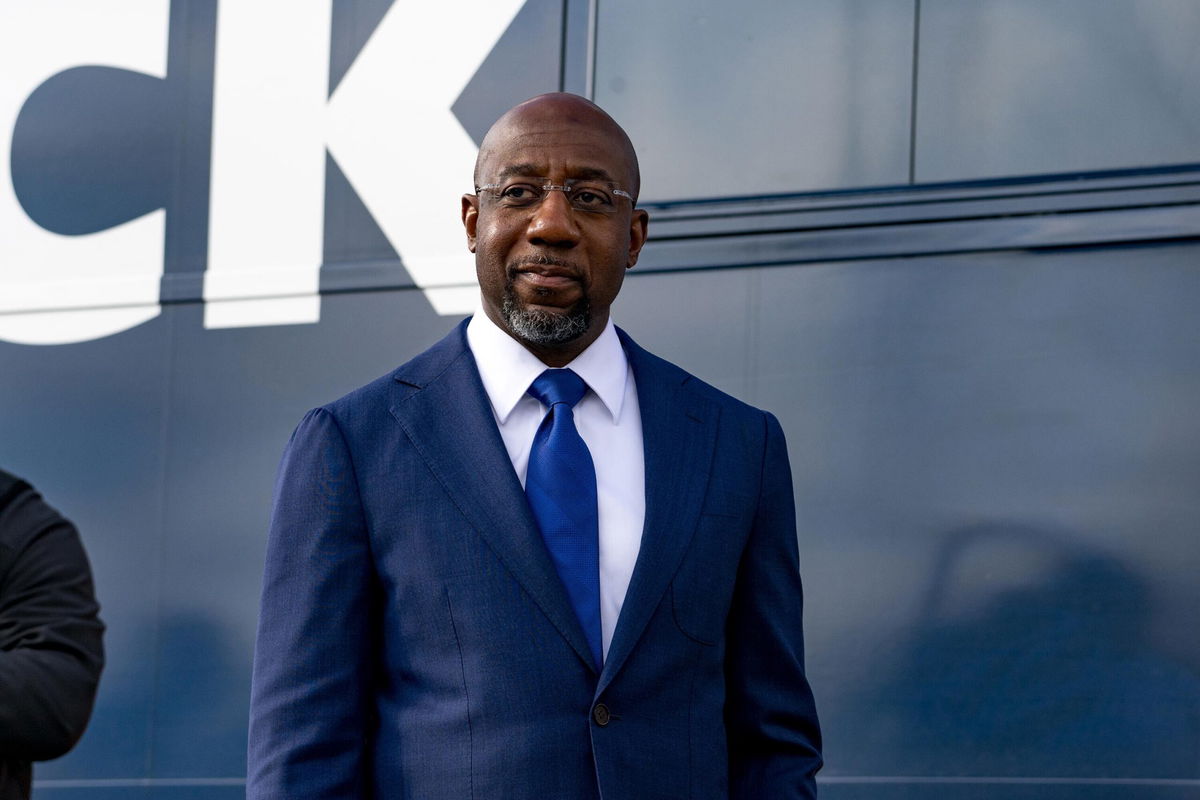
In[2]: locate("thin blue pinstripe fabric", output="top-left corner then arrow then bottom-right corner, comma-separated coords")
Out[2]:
525,368 -> 602,668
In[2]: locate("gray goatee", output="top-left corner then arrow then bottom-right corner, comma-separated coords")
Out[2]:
501,283 -> 590,346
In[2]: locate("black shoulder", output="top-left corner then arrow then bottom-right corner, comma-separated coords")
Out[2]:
0,468 -> 29,506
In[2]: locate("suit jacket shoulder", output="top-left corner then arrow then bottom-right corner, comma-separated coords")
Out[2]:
318,320 -> 475,421
616,326 -> 777,437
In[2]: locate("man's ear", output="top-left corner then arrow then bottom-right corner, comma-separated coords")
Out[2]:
626,208 -> 649,268
462,194 -> 480,252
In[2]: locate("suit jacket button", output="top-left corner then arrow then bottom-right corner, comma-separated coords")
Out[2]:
592,703 -> 611,727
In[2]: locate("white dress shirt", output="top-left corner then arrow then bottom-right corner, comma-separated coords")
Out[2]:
466,308 -> 645,660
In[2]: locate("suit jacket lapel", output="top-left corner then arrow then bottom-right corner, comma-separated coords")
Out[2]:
599,331 -> 717,694
388,321 -> 599,673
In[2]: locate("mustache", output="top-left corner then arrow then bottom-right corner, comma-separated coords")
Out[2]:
507,255 -> 581,273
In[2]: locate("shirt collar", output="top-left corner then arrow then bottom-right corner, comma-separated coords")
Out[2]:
466,304 -> 629,424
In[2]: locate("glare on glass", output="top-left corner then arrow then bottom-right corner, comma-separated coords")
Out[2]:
475,177 -> 633,214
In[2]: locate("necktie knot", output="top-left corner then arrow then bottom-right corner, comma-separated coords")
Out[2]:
528,368 -> 587,409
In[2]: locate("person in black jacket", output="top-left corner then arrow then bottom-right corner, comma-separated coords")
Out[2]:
0,470 -> 104,800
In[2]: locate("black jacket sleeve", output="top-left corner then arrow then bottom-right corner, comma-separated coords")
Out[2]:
0,470 -> 105,760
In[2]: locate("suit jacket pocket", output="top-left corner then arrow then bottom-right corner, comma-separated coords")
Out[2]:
670,513 -> 748,646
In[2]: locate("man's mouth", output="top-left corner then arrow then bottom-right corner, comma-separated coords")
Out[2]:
510,259 -> 583,293
516,271 -> 578,290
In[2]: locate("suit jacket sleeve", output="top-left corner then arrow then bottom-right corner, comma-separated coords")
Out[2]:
0,474 -> 104,760
724,412 -> 823,798
248,408 -> 377,799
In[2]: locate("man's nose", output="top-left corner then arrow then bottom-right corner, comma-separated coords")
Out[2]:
526,189 -> 581,247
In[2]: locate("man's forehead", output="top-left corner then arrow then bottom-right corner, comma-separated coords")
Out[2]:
479,129 -> 630,179
484,134 -> 624,168
474,93 -> 639,192
491,161 -> 620,182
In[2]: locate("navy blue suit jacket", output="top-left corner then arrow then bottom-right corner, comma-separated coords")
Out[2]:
248,321 -> 821,799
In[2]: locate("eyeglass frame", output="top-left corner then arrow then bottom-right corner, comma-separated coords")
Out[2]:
473,177 -> 634,215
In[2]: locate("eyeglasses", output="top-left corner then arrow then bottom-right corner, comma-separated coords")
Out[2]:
474,177 -> 633,215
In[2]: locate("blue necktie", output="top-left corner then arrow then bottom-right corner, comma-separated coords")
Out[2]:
525,369 -> 602,668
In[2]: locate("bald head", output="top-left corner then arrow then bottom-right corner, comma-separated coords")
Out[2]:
474,93 -> 641,202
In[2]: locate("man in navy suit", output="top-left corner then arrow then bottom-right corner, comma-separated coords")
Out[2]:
248,93 -> 821,799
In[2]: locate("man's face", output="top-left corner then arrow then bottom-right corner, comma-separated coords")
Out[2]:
462,97 -> 648,360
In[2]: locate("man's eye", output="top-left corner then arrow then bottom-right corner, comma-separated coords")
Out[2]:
501,185 -> 539,203
571,188 -> 613,208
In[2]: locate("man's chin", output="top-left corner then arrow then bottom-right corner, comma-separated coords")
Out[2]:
501,298 -> 590,347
